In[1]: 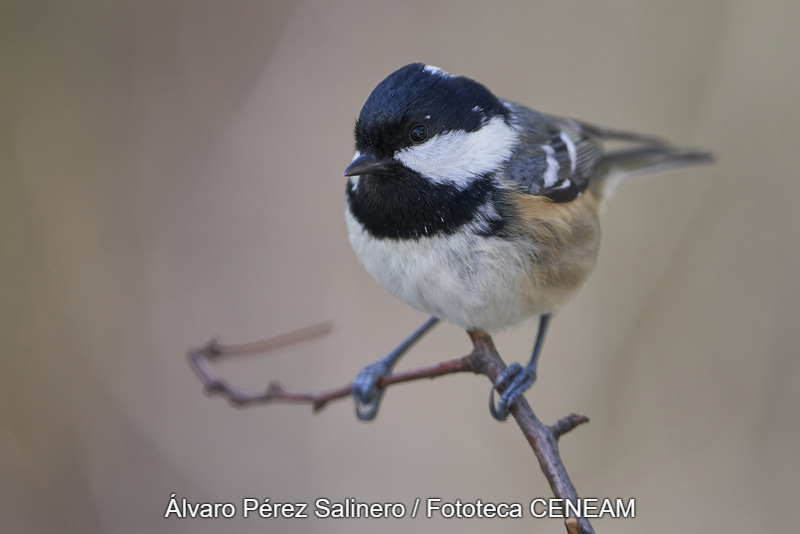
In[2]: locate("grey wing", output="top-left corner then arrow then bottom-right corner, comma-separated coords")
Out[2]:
500,102 -> 710,203
500,102 -> 605,203
546,114 -> 713,200
545,114 -> 668,147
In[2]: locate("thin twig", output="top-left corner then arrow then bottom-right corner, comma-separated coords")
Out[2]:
551,413 -> 591,439
467,330 -> 594,534
188,325 -> 594,534
188,331 -> 473,411
205,321 -> 334,359
565,516 -> 580,534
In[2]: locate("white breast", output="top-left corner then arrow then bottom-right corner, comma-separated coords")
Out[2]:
346,210 -> 558,333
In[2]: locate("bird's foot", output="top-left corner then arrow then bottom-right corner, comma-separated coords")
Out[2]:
352,360 -> 392,421
489,362 -> 536,421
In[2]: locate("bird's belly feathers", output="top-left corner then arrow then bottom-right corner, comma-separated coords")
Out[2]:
346,209 -> 596,333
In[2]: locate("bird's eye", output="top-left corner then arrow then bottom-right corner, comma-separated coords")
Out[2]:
409,124 -> 428,143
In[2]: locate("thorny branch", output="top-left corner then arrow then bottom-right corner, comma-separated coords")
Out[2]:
189,323 -> 595,534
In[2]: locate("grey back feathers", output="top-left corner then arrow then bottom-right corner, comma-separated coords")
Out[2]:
499,101 -> 604,202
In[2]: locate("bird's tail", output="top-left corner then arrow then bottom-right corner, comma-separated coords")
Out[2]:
548,114 -> 714,208
589,146 -> 714,208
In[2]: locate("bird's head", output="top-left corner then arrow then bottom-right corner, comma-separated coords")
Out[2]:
344,63 -> 517,186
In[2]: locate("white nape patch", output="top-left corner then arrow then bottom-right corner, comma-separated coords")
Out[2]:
394,116 -> 517,187
541,144 -> 560,187
559,132 -> 577,173
423,65 -> 453,77
472,106 -> 483,113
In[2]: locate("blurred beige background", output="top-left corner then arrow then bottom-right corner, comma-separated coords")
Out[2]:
2,1 -> 798,532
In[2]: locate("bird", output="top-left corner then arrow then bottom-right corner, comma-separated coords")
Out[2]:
343,63 -> 712,421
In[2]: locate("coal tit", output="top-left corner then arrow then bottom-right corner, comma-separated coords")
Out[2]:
344,63 -> 712,421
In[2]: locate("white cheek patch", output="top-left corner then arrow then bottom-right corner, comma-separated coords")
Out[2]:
394,116 -> 517,187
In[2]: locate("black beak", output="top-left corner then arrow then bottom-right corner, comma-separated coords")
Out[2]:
343,150 -> 389,176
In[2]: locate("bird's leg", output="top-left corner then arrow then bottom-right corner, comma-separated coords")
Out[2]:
353,316 -> 440,421
489,313 -> 552,421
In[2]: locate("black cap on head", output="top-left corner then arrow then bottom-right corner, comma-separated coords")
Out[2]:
354,64 -> 509,157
